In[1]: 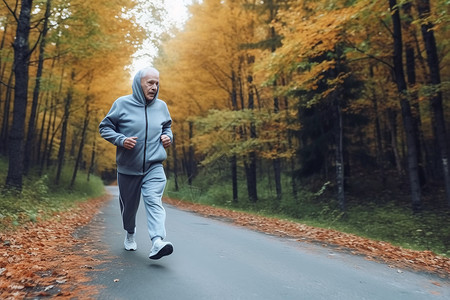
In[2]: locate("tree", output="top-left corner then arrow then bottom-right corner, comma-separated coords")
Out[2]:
5,0 -> 34,190
23,0 -> 51,173
389,0 -> 421,210
55,69 -> 74,185
415,0 -> 450,206
0,2 -> 16,154
70,95 -> 90,189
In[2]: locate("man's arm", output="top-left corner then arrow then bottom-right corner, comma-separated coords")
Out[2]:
99,102 -> 127,147
160,104 -> 173,148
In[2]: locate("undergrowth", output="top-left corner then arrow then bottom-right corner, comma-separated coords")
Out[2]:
0,158 -> 105,231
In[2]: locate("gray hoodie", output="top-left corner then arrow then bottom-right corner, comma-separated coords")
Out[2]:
99,69 -> 173,175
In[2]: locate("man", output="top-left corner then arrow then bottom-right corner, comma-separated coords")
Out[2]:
99,67 -> 173,260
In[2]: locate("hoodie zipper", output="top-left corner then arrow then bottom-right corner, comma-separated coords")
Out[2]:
143,103 -> 148,173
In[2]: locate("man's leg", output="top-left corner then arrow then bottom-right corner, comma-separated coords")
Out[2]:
142,164 -> 173,259
141,164 -> 167,239
117,172 -> 142,234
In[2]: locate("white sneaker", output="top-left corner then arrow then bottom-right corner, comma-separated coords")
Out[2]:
149,239 -> 173,260
124,232 -> 137,251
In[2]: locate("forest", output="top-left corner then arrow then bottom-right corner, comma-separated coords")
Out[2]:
0,0 -> 449,218
155,0 -> 450,214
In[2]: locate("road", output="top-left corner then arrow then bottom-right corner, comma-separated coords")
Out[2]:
86,186 -> 449,299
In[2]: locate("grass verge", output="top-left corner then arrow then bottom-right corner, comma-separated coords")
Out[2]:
0,158 -> 105,231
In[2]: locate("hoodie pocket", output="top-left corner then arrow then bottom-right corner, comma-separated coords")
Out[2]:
145,141 -> 167,163
116,141 -> 144,171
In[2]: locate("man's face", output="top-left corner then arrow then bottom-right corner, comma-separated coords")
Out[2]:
140,69 -> 159,102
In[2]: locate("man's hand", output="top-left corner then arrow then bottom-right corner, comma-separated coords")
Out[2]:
124,137 -> 138,149
161,135 -> 171,148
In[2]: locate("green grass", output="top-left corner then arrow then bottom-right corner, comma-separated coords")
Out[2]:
0,158 -> 105,230
165,171 -> 450,257
330,203 -> 450,256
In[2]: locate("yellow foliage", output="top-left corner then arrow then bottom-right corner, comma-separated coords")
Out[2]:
0,0 -> 146,174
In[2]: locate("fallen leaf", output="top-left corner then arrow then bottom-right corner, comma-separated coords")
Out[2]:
10,285 -> 24,290
44,285 -> 54,291
0,194 -> 110,299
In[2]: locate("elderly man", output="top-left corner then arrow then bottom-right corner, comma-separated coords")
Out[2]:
99,67 -> 173,260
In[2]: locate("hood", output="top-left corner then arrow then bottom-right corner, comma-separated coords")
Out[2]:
131,68 -> 159,106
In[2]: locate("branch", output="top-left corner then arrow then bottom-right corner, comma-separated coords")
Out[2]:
1,0 -> 18,23
28,31 -> 43,57
344,39 -> 393,70
354,48 -> 393,70
30,16 -> 45,30
0,79 -> 14,89
202,63 -> 231,95
380,18 -> 394,37
28,50 -> 71,65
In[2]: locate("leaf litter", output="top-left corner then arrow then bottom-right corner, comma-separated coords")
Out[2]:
0,195 -> 110,299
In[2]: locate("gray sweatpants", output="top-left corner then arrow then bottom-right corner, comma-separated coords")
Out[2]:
117,163 -> 167,240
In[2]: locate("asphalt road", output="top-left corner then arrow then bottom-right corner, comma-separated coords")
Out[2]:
86,186 -> 450,300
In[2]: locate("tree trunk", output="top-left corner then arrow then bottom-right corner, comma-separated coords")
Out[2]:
70,102 -> 89,188
87,137 -> 96,182
272,81 -> 282,202
24,0 -> 52,173
0,70 -> 14,154
386,109 -> 403,173
0,14 -> 11,74
281,76 -> 298,200
6,0 -> 34,190
267,1 -> 282,203
36,91 -> 50,164
331,51 -> 346,212
55,70 -> 75,185
0,4 -> 15,127
245,75 -> 258,203
403,2 -> 428,187
40,92 -> 54,173
181,144 -> 187,176
0,19 -> 10,127
389,0 -> 421,210
371,85 -> 386,187
172,133 -> 179,191
335,102 -> 345,211
47,65 -> 65,168
46,94 -> 58,167
69,129 -> 78,157
231,155 -> 238,203
37,57 -> 56,169
187,121 -> 195,185
415,0 -> 450,206
271,79 -> 282,203
230,69 -> 238,203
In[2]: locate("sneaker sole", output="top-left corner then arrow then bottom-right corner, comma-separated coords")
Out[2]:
124,242 -> 137,251
149,244 -> 173,260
